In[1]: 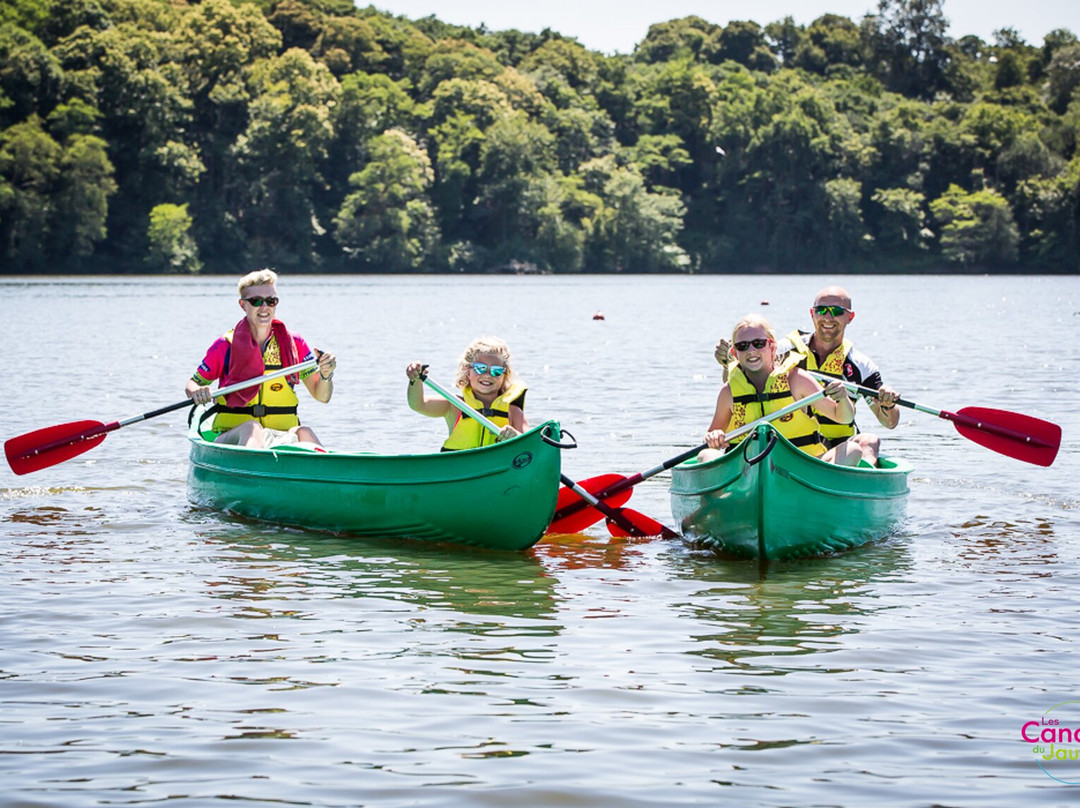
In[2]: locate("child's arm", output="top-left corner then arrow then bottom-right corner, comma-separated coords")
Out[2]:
790,368 -> 854,424
508,404 -> 527,433
703,384 -> 734,448
406,362 -> 452,419
495,403 -> 528,441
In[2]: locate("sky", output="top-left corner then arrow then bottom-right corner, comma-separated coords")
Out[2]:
366,0 -> 1079,54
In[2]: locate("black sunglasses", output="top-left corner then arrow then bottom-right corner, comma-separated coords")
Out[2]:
734,338 -> 771,352
243,296 -> 279,307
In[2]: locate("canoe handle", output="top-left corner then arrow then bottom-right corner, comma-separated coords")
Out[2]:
542,425 -> 578,450
743,428 -> 778,467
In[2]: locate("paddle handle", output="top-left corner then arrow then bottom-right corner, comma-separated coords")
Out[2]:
420,374 -> 502,433
808,371 -> 931,414
123,359 -> 320,428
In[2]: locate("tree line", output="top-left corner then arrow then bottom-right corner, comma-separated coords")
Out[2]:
2,0 -> 1079,274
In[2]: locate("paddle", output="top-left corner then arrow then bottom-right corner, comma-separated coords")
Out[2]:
809,372 -> 1061,467
548,389 -> 829,534
5,358 -> 319,475
418,371 -> 675,538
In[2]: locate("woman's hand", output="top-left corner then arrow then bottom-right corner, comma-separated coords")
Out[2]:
186,381 -> 213,405
317,351 -> 337,381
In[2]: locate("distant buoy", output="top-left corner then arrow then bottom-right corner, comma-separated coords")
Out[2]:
592,311 -> 605,320
760,299 -> 770,306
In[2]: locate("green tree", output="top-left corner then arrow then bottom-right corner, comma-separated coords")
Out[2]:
54,21 -> 193,260
870,186 -> 929,252
1046,43 -> 1080,114
870,0 -> 951,99
764,16 -> 804,65
1013,156 -> 1080,270
146,202 -> 201,273
709,20 -> 776,72
522,173 -> 587,272
331,71 -> 416,176
175,0 -> 282,266
823,177 -> 867,265
930,183 -> 1019,266
52,132 -> 116,259
581,155 -> 687,272
634,16 -> 719,64
475,112 -> 557,248
710,71 -> 862,269
0,115 -> 59,269
0,23 -> 62,127
333,128 -> 438,270
418,38 -> 503,97
232,48 -> 339,269
795,15 -> 865,74
425,78 -> 511,238
519,38 -> 599,90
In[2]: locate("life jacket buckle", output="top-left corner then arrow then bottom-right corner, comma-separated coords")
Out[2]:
252,404 -> 267,417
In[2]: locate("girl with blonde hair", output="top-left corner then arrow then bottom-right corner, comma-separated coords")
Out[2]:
405,337 -> 527,450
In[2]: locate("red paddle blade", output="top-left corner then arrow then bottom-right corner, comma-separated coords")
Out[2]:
605,508 -> 677,539
952,407 -> 1061,467
549,474 -> 633,533
5,420 -> 109,475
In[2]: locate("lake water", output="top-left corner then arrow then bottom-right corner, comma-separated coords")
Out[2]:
1,273 -> 1077,807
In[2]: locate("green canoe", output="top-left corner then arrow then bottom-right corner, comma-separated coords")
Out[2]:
669,424 -> 912,560
187,421 -> 565,551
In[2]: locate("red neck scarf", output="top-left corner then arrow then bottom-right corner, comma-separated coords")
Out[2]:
221,317 -> 299,406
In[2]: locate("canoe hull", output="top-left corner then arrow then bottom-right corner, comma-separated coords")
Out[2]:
187,421 -> 563,551
670,425 -> 912,560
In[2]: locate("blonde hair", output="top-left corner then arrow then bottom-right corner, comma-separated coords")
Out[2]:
454,337 -> 517,389
731,313 -> 777,344
238,268 -> 278,296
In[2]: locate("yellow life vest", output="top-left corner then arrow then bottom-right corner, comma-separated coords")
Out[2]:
785,329 -> 857,443
727,357 -> 826,457
442,384 -> 526,451
211,330 -> 301,432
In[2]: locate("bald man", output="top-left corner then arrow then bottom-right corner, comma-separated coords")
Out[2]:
780,286 -> 900,461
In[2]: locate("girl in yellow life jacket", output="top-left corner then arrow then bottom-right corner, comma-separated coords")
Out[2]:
405,337 -> 528,451
699,314 -> 873,466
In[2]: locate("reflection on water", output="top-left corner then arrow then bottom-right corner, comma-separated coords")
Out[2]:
535,532 -> 657,571
670,538 -> 913,678
197,526 -> 560,624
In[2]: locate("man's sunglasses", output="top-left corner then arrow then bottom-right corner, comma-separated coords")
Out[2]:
243,296 -> 279,307
812,305 -> 849,317
471,362 -> 506,378
734,338 -> 771,351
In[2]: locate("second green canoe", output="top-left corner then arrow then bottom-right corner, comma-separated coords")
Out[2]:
188,420 -> 565,551
670,424 -> 912,560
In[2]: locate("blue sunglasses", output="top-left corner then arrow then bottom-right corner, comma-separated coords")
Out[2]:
471,362 -> 506,378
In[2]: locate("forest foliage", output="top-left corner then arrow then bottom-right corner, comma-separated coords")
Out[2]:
1,0 -> 1079,274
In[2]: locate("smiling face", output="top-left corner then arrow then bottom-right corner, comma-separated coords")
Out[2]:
239,282 -> 278,332
732,324 -> 776,377
466,351 -> 507,401
810,288 -> 854,350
